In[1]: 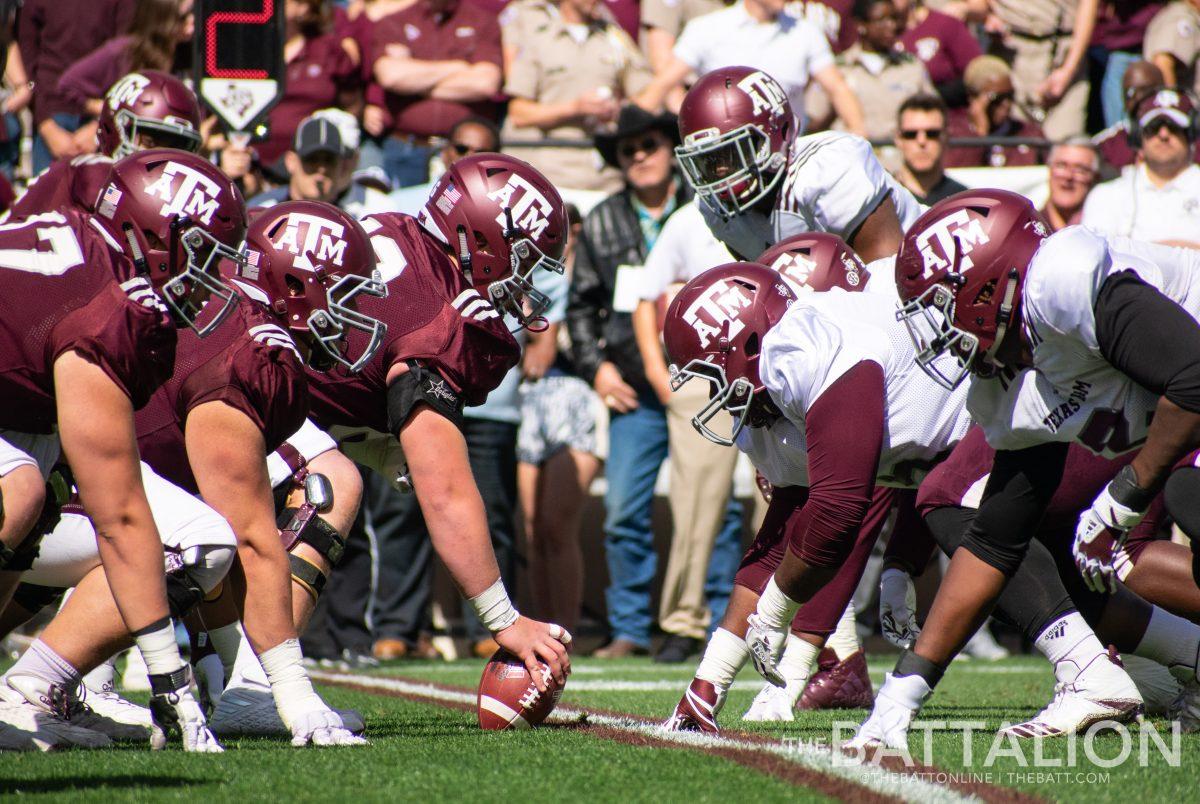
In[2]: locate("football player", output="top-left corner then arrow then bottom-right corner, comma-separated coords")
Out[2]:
660,241 -> 1142,735
854,190 -> 1200,749
6,70 -> 202,221
0,149 -> 246,750
675,66 -> 924,264
1,201 -> 379,750
207,155 -> 575,734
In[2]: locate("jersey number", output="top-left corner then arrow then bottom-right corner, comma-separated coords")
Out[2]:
0,223 -> 84,276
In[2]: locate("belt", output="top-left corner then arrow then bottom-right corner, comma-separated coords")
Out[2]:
1009,28 -> 1070,42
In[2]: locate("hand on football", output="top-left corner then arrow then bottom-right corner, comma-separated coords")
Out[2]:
496,616 -> 572,691
879,567 -> 921,650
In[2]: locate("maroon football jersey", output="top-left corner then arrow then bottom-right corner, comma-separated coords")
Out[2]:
135,301 -> 308,493
0,210 -> 176,434
8,155 -> 114,219
306,213 -> 520,435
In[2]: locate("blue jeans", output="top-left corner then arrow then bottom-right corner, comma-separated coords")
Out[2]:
1101,50 -> 1140,129
382,135 -> 434,189
32,112 -> 84,175
705,497 -> 743,634
603,394 -> 669,647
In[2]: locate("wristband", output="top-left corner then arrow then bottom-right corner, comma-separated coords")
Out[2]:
1108,464 -> 1155,512
469,578 -> 520,633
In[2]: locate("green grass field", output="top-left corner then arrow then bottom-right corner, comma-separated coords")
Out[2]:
0,655 -> 1194,802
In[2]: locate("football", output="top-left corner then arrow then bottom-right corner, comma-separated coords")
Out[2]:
476,649 -> 564,730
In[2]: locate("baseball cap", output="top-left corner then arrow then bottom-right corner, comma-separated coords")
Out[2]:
1136,88 -> 1195,133
293,115 -> 346,159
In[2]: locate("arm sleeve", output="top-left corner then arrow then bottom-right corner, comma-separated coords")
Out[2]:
960,441 -> 1069,574
566,224 -> 608,384
1094,270 -> 1200,413
784,361 -> 885,568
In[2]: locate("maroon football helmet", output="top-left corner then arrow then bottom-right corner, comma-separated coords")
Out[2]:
95,148 -> 247,337
233,201 -> 387,371
418,153 -> 567,329
757,233 -> 868,294
676,66 -> 794,220
895,189 -> 1050,389
663,262 -> 797,446
97,71 -> 203,159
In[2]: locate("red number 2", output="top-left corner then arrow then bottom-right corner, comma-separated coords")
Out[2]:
205,0 -> 274,79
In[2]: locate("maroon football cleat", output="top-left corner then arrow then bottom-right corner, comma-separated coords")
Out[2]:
662,678 -> 725,733
797,649 -> 874,710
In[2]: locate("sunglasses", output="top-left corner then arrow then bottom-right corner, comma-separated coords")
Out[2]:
619,136 -> 664,159
449,142 -> 480,156
986,91 -> 1015,105
1049,161 -> 1095,179
899,128 -> 943,140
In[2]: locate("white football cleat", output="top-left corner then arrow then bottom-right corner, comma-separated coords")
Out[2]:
961,624 -> 1010,661
845,673 -> 929,751
0,679 -> 111,749
1000,652 -> 1142,738
5,674 -> 147,743
80,676 -> 153,729
742,681 -> 802,722
210,682 -> 365,738
1121,654 -> 1181,716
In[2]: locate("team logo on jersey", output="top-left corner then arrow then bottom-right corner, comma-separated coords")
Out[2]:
105,72 -> 150,111
143,162 -> 223,226
486,174 -> 554,240
269,212 -> 348,270
682,279 -> 753,349
737,71 -> 787,117
915,209 -> 989,277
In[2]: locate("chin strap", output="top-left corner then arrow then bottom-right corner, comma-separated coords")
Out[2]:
982,267 -> 1021,368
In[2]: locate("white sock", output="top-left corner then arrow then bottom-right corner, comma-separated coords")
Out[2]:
1135,607 -> 1200,681
208,622 -> 247,682
826,603 -> 860,661
777,634 -> 820,705
756,577 -> 802,630
227,630 -> 271,691
7,638 -> 80,689
1033,612 -> 1105,684
696,627 -> 749,690
82,655 -> 117,692
133,619 -> 185,677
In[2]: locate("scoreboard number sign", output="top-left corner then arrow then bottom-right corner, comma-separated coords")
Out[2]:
194,0 -> 285,133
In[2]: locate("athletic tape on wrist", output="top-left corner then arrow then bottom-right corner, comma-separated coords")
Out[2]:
469,578 -> 519,633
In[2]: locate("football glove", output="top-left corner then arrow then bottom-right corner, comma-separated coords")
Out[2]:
1073,465 -> 1152,594
148,668 -> 223,753
745,613 -> 787,688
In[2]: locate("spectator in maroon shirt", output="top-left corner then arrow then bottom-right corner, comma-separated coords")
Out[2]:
895,0 -> 981,107
368,0 -> 502,188
18,0 -> 134,173
57,0 -> 195,152
1041,137 -> 1100,229
944,55 -> 1046,167
253,0 -> 362,169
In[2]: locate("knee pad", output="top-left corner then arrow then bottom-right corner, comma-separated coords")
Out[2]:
277,507 -> 346,566
166,543 -> 236,617
1166,467 -> 1200,541
960,527 -> 1027,577
11,582 -> 63,614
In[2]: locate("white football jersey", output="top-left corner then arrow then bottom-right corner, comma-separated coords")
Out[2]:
968,226 -> 1200,456
738,289 -> 972,488
700,131 -> 926,260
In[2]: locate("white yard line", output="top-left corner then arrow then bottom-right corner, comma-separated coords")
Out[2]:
311,670 -> 978,804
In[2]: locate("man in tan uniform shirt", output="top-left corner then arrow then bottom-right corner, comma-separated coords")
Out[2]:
989,0 -> 1089,139
1145,1 -> 1200,100
503,0 -> 654,193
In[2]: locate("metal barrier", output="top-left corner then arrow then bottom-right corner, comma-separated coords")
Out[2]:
498,135 -> 1055,151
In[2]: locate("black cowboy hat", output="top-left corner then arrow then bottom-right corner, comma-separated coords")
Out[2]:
594,104 -> 680,168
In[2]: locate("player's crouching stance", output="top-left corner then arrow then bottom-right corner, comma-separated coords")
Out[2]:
853,190 -> 1200,749
0,149 -> 246,751
203,155 -> 574,737
658,249 -> 977,732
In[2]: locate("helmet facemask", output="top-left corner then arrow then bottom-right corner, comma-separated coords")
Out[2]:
306,271 -> 389,373
676,124 -> 785,220
113,109 -> 202,158
896,282 -> 977,390
670,358 -> 755,447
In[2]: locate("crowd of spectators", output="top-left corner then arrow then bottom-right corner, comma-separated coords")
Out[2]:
9,0 -> 1200,663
